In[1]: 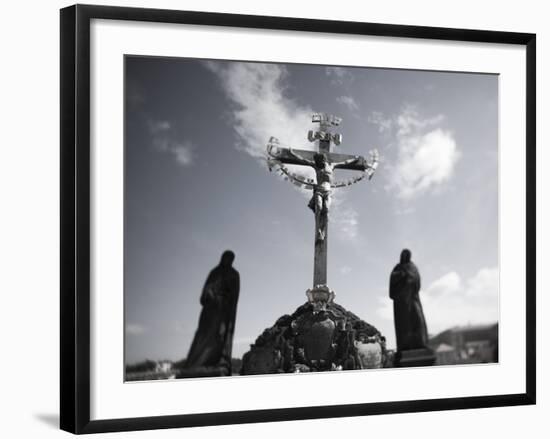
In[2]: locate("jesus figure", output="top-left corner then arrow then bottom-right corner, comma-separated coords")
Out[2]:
288,149 -> 360,242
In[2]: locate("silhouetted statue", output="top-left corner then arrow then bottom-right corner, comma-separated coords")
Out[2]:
390,249 -> 429,351
184,250 -> 240,376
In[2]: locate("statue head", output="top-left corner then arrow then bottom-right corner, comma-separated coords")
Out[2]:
400,248 -> 412,264
314,153 -> 327,167
220,250 -> 235,267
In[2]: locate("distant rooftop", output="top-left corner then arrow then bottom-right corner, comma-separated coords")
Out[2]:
435,343 -> 455,353
446,323 -> 498,333
430,322 -> 498,344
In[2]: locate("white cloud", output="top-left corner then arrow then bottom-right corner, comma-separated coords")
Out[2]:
325,66 -> 354,85
147,119 -> 195,167
331,204 -> 359,241
148,120 -> 171,133
367,111 -> 393,134
464,267 -> 499,298
425,271 -> 461,296
383,107 -> 460,199
126,323 -> 146,335
396,107 -> 444,137
205,62 -> 314,159
336,95 -> 359,112
377,266 -> 499,339
392,128 -> 459,198
172,142 -> 194,166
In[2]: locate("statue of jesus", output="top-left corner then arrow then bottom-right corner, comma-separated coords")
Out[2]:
288,149 -> 360,242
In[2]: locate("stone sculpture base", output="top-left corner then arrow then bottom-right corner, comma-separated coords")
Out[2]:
394,348 -> 436,368
241,301 -> 388,375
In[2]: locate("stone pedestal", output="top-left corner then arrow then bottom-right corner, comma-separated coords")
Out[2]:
241,301 -> 388,375
394,348 -> 436,368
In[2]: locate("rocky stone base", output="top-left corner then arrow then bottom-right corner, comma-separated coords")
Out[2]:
241,301 -> 389,375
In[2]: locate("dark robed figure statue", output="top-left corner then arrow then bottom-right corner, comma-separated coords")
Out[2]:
389,249 -> 429,351
184,250 -> 240,376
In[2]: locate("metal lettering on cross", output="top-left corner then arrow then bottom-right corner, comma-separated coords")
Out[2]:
266,112 -> 379,312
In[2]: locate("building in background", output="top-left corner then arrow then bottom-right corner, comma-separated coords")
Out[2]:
429,323 -> 498,365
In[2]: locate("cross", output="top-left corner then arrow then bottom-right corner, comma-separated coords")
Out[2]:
266,113 -> 378,310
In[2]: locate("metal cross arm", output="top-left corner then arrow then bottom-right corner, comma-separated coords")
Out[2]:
267,144 -> 372,172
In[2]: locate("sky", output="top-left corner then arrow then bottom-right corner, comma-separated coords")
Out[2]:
124,56 -> 499,364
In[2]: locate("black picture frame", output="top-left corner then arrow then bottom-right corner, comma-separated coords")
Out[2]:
60,4 -> 536,434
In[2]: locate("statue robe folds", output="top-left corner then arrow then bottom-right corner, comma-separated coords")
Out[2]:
389,256 -> 428,351
185,253 -> 240,375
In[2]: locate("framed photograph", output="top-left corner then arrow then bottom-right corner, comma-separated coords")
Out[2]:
60,4 -> 536,434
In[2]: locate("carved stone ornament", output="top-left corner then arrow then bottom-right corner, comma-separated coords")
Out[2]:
306,284 -> 335,313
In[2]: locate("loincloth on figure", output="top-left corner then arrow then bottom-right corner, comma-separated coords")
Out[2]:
308,186 -> 331,212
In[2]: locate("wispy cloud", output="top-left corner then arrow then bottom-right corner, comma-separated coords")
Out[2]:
204,61 -> 314,159
147,119 -> 195,167
148,120 -> 170,134
331,204 -> 359,241
376,266 -> 499,337
172,144 -> 194,166
396,107 -> 445,137
378,106 -> 460,199
325,66 -> 354,86
336,95 -> 359,113
126,323 -> 146,335
368,111 -> 393,134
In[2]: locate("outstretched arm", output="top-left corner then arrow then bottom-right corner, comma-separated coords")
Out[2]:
333,155 -> 361,169
288,148 -> 315,166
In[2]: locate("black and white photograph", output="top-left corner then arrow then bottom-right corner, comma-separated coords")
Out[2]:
124,56 -> 499,381
1,0 -> 542,437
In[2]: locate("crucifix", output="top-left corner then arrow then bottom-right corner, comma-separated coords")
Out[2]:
266,113 -> 379,311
